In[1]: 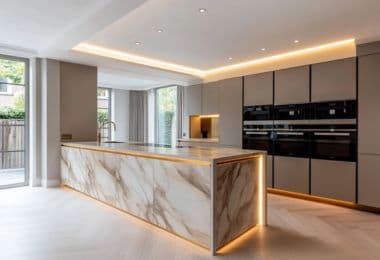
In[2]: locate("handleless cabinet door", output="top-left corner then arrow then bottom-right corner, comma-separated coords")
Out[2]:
184,84 -> 202,116
183,84 -> 202,138
311,159 -> 356,202
219,77 -> 242,147
202,82 -> 219,115
358,54 -> 380,154
274,65 -> 310,105
274,156 -> 309,194
244,72 -> 273,106
359,154 -> 380,208
311,57 -> 356,102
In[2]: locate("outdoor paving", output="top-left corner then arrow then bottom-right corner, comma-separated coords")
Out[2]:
0,169 -> 25,186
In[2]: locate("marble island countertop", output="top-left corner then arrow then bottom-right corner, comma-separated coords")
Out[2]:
61,141 -> 265,164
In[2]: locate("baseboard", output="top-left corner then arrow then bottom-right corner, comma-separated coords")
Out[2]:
42,178 -> 61,188
267,188 -> 380,214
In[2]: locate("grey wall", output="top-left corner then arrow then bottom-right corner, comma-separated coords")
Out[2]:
112,89 -> 130,141
40,59 -> 61,187
60,62 -> 97,141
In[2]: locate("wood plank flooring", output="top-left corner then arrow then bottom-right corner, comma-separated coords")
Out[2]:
0,187 -> 379,260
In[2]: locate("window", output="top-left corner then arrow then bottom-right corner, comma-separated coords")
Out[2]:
97,88 -> 111,141
155,86 -> 177,145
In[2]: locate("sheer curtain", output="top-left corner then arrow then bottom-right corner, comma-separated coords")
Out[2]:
177,86 -> 184,140
129,91 -> 148,142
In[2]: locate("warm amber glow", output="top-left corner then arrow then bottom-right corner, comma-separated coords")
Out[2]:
258,155 -> 266,226
216,226 -> 260,254
72,43 -> 205,77
72,38 -> 355,80
199,114 -> 219,118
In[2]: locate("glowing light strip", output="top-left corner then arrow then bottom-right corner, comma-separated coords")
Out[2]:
199,114 -> 219,118
72,38 -> 355,78
205,38 -> 355,75
72,43 -> 205,77
258,155 -> 265,225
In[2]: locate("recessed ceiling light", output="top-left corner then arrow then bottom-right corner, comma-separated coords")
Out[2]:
199,8 -> 206,13
294,40 -> 299,43
228,57 -> 233,60
157,29 -> 163,33
135,41 -> 141,45
261,48 -> 266,51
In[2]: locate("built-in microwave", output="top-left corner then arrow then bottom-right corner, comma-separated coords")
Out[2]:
311,100 -> 357,120
274,103 -> 310,121
243,105 -> 273,121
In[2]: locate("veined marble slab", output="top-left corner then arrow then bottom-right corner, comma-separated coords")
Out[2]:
214,159 -> 260,249
61,143 -> 267,254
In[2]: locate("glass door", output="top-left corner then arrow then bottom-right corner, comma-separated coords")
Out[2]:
0,54 -> 29,188
155,86 -> 177,145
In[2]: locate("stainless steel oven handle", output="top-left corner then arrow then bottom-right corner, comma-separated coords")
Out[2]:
313,132 -> 350,136
276,132 -> 304,136
245,131 -> 268,135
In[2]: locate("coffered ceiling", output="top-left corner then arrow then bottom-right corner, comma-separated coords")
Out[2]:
1,0 -> 380,89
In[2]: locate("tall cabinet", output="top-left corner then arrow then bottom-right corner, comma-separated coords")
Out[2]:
273,66 -> 310,193
244,72 -> 273,187
218,77 -> 243,147
358,53 -> 380,208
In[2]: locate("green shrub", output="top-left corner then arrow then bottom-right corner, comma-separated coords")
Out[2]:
0,106 -> 25,119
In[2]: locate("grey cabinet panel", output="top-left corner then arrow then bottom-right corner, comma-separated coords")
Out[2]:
359,154 -> 380,208
266,155 -> 273,188
358,54 -> 380,154
274,156 -> 309,194
274,66 -> 310,105
311,57 -> 356,102
202,82 -> 219,115
244,72 -> 273,106
311,159 -> 356,202
218,77 -> 242,147
184,84 -> 202,116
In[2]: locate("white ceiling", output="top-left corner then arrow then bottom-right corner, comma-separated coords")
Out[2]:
1,0 -> 380,89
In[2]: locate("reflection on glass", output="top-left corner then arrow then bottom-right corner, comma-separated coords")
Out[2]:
156,86 -> 177,145
0,56 -> 27,186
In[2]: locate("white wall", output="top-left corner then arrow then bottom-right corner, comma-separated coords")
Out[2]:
111,89 -> 129,141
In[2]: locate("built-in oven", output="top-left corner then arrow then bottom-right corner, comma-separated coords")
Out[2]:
309,123 -> 357,162
243,105 -> 273,121
243,122 -> 273,154
272,124 -> 311,158
309,100 -> 357,162
243,105 -> 273,153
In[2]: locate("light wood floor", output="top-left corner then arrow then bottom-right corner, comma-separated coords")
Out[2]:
0,187 -> 379,260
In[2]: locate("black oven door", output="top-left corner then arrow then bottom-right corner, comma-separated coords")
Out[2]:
273,131 -> 310,157
243,131 -> 273,154
311,132 -> 357,161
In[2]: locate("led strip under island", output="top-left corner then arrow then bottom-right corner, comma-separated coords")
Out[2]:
61,142 -> 267,255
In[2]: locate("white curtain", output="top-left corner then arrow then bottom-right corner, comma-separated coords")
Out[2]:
129,91 -> 148,142
177,86 -> 184,140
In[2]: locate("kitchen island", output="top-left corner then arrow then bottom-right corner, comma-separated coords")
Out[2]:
61,142 -> 267,254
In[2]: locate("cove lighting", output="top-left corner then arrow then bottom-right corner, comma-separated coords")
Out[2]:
199,114 -> 219,118
72,38 -> 355,79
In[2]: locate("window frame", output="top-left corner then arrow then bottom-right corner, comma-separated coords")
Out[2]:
97,87 -> 112,141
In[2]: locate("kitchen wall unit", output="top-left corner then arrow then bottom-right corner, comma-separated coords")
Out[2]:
244,72 -> 273,106
311,57 -> 356,102
358,53 -> 380,208
274,156 -> 309,194
274,65 -> 310,105
202,81 -> 219,115
311,159 -> 356,202
184,84 -> 202,116
60,62 -> 97,141
218,77 -> 242,147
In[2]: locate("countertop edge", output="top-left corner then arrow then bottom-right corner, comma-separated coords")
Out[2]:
61,143 -> 265,166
